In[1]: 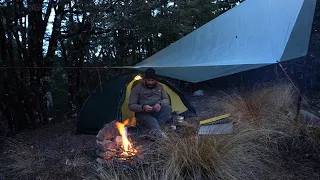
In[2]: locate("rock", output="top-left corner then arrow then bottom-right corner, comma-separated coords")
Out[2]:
193,90 -> 204,96
113,136 -> 122,144
96,139 -> 118,151
96,120 -> 120,140
96,149 -> 116,159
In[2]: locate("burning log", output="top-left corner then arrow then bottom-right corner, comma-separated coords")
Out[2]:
95,119 -> 142,164
96,136 -> 142,162
115,121 -> 138,156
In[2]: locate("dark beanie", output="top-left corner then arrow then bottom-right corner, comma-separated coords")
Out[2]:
144,68 -> 157,79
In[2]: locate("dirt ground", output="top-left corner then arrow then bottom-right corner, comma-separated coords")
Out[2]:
0,90 -> 217,180
0,88 -> 319,180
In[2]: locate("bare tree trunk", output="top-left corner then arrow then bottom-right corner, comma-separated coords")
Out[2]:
0,14 -> 15,134
43,3 -> 64,121
0,16 -> 7,64
26,0 -> 53,126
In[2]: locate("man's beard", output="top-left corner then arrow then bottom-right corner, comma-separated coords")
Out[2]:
146,83 -> 156,89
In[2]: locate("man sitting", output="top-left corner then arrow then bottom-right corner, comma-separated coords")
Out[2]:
128,68 -> 172,139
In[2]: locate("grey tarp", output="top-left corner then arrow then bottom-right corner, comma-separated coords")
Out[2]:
120,0 -> 316,83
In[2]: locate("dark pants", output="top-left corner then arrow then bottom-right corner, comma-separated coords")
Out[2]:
135,104 -> 172,130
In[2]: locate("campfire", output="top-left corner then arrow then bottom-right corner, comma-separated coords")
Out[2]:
96,118 -> 142,163
114,121 -> 138,160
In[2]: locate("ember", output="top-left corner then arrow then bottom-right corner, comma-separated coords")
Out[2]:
96,119 -> 141,163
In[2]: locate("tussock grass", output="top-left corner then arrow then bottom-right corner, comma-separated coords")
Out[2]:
83,166 -> 128,180
87,83 -> 320,180
64,153 -> 91,171
211,83 -> 297,126
0,137 -> 45,176
3,83 -> 317,180
148,126 -> 287,180
210,82 -> 320,179
35,173 -> 54,180
87,126 -> 288,180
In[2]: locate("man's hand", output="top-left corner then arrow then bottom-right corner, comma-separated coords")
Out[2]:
153,103 -> 161,112
143,105 -> 153,112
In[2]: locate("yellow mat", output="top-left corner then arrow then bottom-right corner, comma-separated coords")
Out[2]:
200,114 -> 231,125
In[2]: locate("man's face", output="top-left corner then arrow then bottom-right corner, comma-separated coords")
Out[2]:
145,78 -> 156,88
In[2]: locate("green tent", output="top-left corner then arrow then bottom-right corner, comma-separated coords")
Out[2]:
74,72 -> 196,135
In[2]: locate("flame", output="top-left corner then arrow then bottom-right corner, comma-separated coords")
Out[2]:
122,118 -> 136,127
115,119 -> 137,156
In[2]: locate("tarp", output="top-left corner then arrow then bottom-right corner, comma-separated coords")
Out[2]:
121,0 -> 316,83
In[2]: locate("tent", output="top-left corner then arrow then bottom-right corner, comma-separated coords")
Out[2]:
117,0 -> 316,83
75,72 -> 196,135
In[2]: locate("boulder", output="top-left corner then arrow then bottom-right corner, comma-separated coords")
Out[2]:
96,139 -> 118,151
96,149 -> 117,159
193,90 -> 204,96
96,120 -> 120,140
113,136 -> 123,145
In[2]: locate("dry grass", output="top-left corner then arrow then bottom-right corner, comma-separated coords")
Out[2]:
0,137 -> 46,176
210,83 -> 297,125
87,82 -> 320,180
2,83 -> 319,180
64,153 -> 91,171
145,126 -> 289,180
35,173 -> 54,180
0,137 -> 91,179
87,126 -> 288,180
208,82 -> 320,179
83,165 -> 129,180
